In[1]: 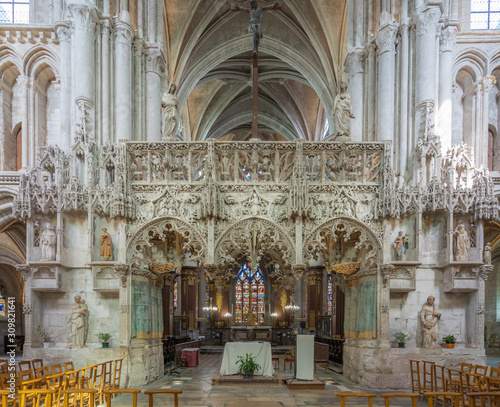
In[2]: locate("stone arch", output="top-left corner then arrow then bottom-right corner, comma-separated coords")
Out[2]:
126,217 -> 207,269
23,46 -> 60,84
453,49 -> 487,80
214,216 -> 296,272
303,216 -> 382,270
0,188 -> 18,233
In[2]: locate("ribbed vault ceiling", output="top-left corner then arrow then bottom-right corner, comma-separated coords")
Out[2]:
163,0 -> 348,141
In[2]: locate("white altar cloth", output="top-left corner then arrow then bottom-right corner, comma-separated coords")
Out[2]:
219,341 -> 274,377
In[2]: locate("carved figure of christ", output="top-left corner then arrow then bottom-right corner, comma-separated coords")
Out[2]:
232,1 -> 281,138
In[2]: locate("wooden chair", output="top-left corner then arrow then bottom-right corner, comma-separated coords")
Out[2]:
103,360 -> 113,391
19,389 -> 55,407
462,363 -> 473,373
424,392 -> 462,407
272,356 -> 279,370
467,392 -> 500,407
433,365 -> 446,392
284,348 -> 295,371
0,389 -> 10,407
35,366 -> 50,387
50,364 -> 63,376
489,367 -> 500,378
423,361 -> 436,394
104,389 -> 141,407
92,362 -> 106,405
63,362 -> 74,373
336,392 -> 377,407
410,360 -> 422,395
45,373 -> 64,407
0,360 -> 8,375
31,360 -> 43,374
18,361 -> 32,372
63,369 -> 80,391
380,393 -> 419,407
61,389 -> 97,407
19,370 -> 43,407
111,359 -> 123,393
144,389 -> 182,407
0,373 -> 21,405
79,365 -> 95,389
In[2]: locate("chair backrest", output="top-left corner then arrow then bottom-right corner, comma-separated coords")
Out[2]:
467,392 -> 500,407
336,392 -> 377,407
486,376 -> 500,392
64,369 -> 80,390
36,366 -> 49,379
80,365 -> 95,389
61,389 -> 97,407
32,359 -> 43,372
18,361 -> 32,372
63,362 -> 74,373
461,363 -> 473,373
19,389 -> 56,407
409,360 -> 421,394
422,361 -> 435,392
489,367 -> 500,378
112,359 -> 123,389
423,391 -> 461,407
473,365 -> 489,377
103,360 -> 113,388
50,364 -> 63,375
380,392 -> 419,407
432,365 -> 445,392
103,389 -> 141,407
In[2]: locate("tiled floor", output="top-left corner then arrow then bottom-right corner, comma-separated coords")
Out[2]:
109,354 -> 427,407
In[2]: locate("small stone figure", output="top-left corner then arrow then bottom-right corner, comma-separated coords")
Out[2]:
454,224 -> 470,261
484,242 -> 492,264
68,295 -> 88,348
100,227 -> 113,261
333,81 -> 355,137
40,224 -> 56,261
233,0 -> 279,54
393,231 -> 409,261
421,296 -> 441,349
161,83 -> 179,141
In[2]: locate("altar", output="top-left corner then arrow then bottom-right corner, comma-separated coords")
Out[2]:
220,341 -> 274,377
230,325 -> 272,341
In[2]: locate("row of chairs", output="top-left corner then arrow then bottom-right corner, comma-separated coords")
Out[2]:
0,358 -> 123,406
337,391 -> 500,407
0,388 -> 183,407
410,360 -> 500,405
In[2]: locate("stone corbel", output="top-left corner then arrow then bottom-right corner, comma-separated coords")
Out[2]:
479,264 -> 494,281
443,262 -> 483,292
291,264 -> 307,280
114,263 -> 129,288
24,263 -> 64,292
91,261 -> 130,291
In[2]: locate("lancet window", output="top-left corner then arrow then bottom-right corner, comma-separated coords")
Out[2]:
0,1 -> 29,23
471,0 -> 500,29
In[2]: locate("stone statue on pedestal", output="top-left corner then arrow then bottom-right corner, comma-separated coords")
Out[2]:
162,83 -> 179,141
68,295 -> 88,348
484,242 -> 492,264
454,224 -> 470,261
100,227 -> 113,261
333,81 -> 355,137
40,224 -> 56,261
420,296 -> 440,348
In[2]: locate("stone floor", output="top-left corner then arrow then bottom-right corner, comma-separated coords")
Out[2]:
109,354 -> 428,407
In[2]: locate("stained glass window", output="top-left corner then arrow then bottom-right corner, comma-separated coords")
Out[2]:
0,298 -> 5,318
0,1 -> 29,24
471,0 -> 500,29
235,263 -> 265,324
327,275 -> 333,316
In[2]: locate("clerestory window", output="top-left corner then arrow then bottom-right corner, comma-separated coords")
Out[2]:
471,0 -> 500,29
0,0 -> 29,24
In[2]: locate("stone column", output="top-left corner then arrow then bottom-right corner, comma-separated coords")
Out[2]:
398,22 -> 409,183
413,6 -> 441,107
115,264 -> 130,347
305,268 -> 322,331
375,23 -> 398,142
477,265 -> 493,348
55,23 -> 72,151
16,75 -> 29,169
180,267 -> 199,332
380,265 -> 394,342
68,3 -> 97,103
145,48 -> 164,141
345,49 -> 364,142
17,266 -> 34,349
438,25 -> 458,153
101,21 -> 111,145
477,77 -> 497,166
114,22 -> 134,141
162,274 -> 174,337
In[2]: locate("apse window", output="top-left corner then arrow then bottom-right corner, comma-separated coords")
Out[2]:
0,0 -> 29,24
471,0 -> 500,29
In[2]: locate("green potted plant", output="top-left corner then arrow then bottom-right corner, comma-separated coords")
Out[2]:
442,335 -> 456,349
236,352 -> 261,379
394,332 -> 410,348
97,333 -> 111,348
36,325 -> 55,348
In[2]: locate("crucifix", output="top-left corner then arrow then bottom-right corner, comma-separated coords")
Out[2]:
232,1 -> 282,138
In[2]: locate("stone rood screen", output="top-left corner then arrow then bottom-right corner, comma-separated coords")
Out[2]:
127,140 -> 386,185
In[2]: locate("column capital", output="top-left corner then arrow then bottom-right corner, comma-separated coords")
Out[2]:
15,74 -> 30,90
345,49 -> 365,75
114,22 -> 134,46
67,3 -> 98,32
145,47 -> 166,75
55,22 -> 71,42
375,23 -> 398,56
101,19 -> 111,35
440,25 -> 458,53
413,6 -> 442,37
480,76 -> 497,94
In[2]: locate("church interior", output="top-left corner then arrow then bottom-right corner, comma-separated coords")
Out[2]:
0,0 -> 500,404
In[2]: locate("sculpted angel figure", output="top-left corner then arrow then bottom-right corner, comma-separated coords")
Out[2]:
162,83 -> 178,141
